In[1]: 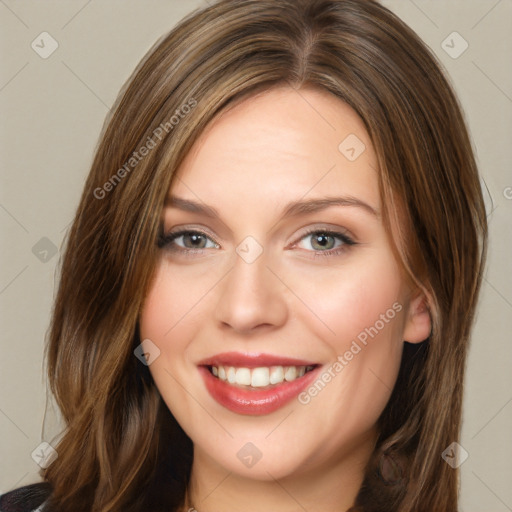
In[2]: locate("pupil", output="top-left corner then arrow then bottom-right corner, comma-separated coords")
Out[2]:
187,234 -> 205,248
313,233 -> 333,250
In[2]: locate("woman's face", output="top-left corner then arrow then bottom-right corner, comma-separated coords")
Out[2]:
139,86 -> 430,482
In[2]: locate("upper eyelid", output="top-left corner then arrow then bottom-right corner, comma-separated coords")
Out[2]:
163,227 -> 221,245
292,226 -> 355,244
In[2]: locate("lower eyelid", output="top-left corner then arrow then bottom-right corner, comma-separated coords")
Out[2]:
310,246 -> 348,257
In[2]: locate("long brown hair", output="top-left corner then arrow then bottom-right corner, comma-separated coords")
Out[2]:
43,0 -> 487,510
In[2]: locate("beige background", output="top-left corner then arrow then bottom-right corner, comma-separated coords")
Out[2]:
0,1 -> 511,510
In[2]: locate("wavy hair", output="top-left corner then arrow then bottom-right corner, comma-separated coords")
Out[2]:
42,0 -> 487,510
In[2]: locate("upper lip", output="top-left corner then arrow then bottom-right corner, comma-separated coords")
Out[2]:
197,352 -> 319,368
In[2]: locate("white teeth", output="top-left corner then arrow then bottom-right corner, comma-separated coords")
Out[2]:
235,368 -> 251,386
284,366 -> 297,382
211,365 -> 312,387
227,366 -> 236,384
251,367 -> 270,387
269,366 -> 284,384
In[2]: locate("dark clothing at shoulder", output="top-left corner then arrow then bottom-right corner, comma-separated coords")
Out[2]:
0,482 -> 52,512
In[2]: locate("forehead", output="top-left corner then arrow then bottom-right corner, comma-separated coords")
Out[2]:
171,86 -> 380,219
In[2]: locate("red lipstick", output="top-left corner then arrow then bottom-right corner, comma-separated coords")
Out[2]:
198,352 -> 321,415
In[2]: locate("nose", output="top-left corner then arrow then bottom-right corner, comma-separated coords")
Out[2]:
214,252 -> 288,334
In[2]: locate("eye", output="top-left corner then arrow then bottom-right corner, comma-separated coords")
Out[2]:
295,228 -> 356,257
158,229 -> 219,252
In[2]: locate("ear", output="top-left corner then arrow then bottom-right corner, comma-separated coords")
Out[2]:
402,289 -> 431,343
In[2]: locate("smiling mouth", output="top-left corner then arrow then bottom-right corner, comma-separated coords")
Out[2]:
198,354 -> 322,415
206,364 -> 318,389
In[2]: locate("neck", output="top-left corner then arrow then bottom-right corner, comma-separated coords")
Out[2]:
184,428 -> 376,512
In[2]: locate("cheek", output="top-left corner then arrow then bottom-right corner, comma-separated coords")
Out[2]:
138,262 -> 211,423
286,251 -> 406,354
138,264 -> 205,406
287,251 -> 406,429
139,260 -> 217,348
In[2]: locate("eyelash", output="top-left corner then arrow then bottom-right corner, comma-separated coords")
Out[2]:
157,227 -> 356,259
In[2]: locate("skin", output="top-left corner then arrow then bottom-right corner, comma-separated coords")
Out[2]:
139,86 -> 431,512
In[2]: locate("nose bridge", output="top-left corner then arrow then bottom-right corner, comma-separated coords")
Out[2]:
214,245 -> 288,332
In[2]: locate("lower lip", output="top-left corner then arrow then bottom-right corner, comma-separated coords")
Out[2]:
199,366 -> 321,415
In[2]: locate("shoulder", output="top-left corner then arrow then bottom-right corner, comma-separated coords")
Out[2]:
0,482 -> 52,512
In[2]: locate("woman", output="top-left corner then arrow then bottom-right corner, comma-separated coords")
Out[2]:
0,0 -> 487,510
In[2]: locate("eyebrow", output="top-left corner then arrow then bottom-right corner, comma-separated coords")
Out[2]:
165,195 -> 379,219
